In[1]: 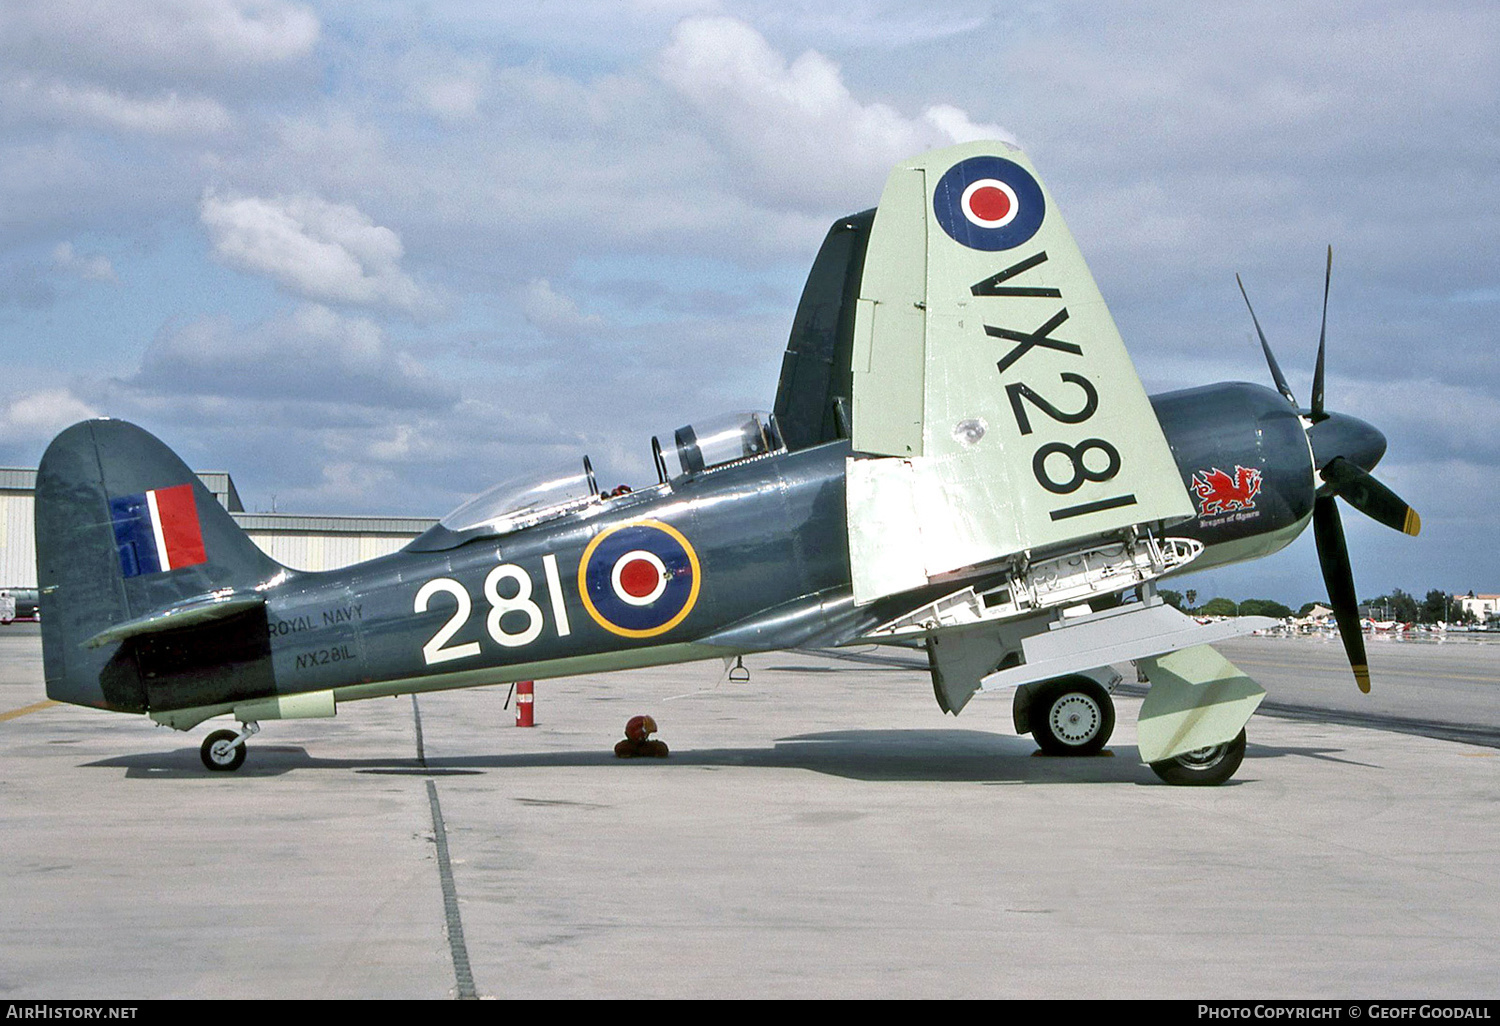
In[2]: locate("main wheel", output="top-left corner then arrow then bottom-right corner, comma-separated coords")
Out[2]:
201,729 -> 247,772
1031,676 -> 1115,756
1149,729 -> 1246,786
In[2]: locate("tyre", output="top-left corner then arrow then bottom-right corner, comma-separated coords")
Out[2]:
1031,676 -> 1115,756
1149,729 -> 1246,786
201,729 -> 247,772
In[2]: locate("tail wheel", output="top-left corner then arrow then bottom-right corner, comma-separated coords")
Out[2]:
1149,729 -> 1247,786
201,729 -> 247,772
1031,676 -> 1115,756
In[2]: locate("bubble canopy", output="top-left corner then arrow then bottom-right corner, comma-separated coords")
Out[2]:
439,458 -> 599,534
407,458 -> 603,549
407,412 -> 786,552
663,411 -> 784,478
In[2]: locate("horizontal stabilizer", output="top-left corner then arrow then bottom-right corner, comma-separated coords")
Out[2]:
84,591 -> 266,649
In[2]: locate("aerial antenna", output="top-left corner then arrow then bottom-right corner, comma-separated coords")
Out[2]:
651,436 -> 669,484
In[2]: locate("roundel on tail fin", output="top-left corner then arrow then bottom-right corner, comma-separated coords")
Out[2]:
932,156 -> 1045,251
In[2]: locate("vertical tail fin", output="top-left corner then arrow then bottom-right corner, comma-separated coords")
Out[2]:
36,419 -> 284,711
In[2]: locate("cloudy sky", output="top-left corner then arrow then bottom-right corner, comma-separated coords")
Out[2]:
1,0 -> 1495,606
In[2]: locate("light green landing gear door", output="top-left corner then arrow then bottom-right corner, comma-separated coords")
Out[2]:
1136,645 -> 1266,764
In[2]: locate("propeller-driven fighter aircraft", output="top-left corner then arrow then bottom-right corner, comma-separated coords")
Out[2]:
34,142 -> 1419,783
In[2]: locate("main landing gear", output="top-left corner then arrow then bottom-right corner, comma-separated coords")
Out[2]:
1146,729 -> 1246,787
200,721 -> 260,772
1021,676 -> 1246,786
1027,675 -> 1116,757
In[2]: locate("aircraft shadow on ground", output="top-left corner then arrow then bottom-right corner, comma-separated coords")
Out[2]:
73,728 -> 1334,785
1239,743 -> 1380,768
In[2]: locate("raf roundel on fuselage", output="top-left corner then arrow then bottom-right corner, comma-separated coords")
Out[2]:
579,520 -> 701,639
931,155 -> 1046,251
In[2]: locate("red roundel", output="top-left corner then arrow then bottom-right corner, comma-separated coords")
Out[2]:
610,549 -> 668,606
961,179 -> 1018,229
618,558 -> 660,598
968,185 -> 1011,222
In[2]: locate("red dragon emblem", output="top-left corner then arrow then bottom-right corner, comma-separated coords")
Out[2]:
1191,466 -> 1262,516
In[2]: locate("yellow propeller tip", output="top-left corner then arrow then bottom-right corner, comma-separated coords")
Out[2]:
1354,665 -> 1371,693
1404,509 -> 1421,536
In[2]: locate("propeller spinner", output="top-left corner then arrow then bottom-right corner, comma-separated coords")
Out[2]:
1236,248 -> 1420,693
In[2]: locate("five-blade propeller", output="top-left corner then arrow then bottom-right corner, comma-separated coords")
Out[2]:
1235,248 -> 1420,693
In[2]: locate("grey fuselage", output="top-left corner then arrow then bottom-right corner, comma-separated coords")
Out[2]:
148,382 -> 1313,717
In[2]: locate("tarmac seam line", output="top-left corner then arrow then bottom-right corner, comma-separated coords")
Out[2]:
415,695 -> 479,1000
426,779 -> 478,1000
412,693 -> 427,767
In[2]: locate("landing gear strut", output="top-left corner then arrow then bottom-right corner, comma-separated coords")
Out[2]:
1029,676 -> 1116,756
200,721 -> 260,772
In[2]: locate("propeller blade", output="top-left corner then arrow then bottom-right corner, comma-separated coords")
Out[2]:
1235,274 -> 1298,407
1310,246 -> 1332,422
1321,457 -> 1422,536
1313,494 -> 1371,693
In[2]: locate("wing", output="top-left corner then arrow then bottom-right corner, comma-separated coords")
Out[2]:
845,141 -> 1195,604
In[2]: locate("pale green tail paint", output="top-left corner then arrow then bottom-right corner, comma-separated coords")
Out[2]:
846,141 -> 1193,605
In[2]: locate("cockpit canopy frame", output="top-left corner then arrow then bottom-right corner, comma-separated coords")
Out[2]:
658,411 -> 785,481
407,457 -> 602,551
408,411 -> 787,552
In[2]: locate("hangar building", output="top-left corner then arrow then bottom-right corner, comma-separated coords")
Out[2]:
0,467 -> 436,590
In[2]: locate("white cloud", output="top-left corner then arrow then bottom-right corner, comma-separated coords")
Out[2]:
402,51 -> 495,124
0,0 -> 319,82
199,191 -> 434,314
922,104 -> 1012,145
6,76 -> 235,137
519,278 -> 605,339
51,242 -> 117,283
365,424 -> 424,463
127,304 -> 457,411
743,0 -> 993,50
0,243 -> 117,309
299,461 -> 399,507
1335,376 -> 1500,463
3,389 -> 100,438
414,73 -> 487,123
0,0 -> 1490,590
656,16 -> 1013,205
